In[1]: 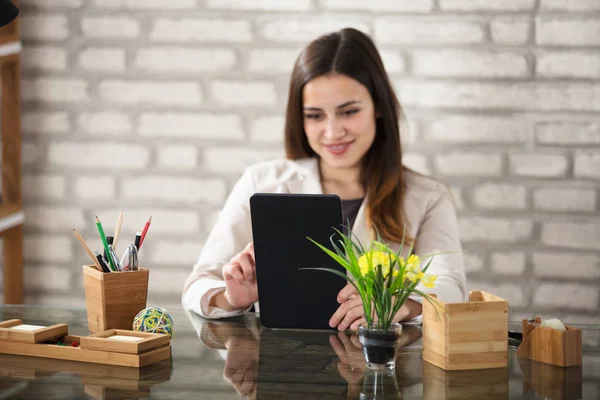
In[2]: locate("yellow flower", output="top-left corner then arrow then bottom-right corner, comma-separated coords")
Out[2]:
421,273 -> 437,288
358,250 -> 397,276
406,270 -> 423,284
405,254 -> 420,272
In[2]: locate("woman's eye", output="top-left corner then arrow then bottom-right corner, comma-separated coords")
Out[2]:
342,109 -> 359,116
305,113 -> 322,120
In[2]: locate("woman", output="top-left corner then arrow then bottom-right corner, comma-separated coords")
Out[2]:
183,28 -> 466,331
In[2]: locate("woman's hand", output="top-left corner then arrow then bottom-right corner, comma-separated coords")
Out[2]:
221,242 -> 258,309
330,283 -> 366,331
330,283 -> 423,331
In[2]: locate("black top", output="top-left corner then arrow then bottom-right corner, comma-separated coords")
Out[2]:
341,198 -> 363,233
0,0 -> 18,27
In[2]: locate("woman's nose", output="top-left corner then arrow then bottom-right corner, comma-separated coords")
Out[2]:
324,118 -> 345,139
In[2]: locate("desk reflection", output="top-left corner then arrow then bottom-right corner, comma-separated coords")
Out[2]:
200,318 -> 423,399
0,354 -> 172,399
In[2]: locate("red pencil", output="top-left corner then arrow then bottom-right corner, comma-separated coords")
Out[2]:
138,216 -> 152,250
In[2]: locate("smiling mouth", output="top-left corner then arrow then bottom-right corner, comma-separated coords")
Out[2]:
324,141 -> 353,155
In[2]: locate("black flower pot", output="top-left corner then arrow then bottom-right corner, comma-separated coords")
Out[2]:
358,323 -> 403,370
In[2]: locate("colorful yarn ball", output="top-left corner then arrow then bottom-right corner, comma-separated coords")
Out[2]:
133,307 -> 174,337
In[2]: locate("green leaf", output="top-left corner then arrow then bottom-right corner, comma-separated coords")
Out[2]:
306,237 -> 352,270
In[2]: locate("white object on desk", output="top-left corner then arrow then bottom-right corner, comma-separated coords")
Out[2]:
9,324 -> 45,331
107,335 -> 144,342
540,318 -> 567,331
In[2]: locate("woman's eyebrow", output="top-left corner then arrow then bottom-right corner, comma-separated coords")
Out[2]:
336,100 -> 361,109
303,100 -> 362,111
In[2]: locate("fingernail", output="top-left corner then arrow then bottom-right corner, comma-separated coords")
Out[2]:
329,320 -> 335,327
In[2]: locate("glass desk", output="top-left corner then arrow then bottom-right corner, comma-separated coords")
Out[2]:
0,305 -> 598,399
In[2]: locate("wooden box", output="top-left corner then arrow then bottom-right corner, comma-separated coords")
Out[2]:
83,265 -> 149,333
422,291 -> 508,371
0,319 -> 67,343
80,329 -> 170,355
516,317 -> 582,367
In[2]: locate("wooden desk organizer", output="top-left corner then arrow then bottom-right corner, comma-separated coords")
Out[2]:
422,291 -> 508,371
0,319 -> 68,343
516,317 -> 582,367
0,320 -> 170,368
83,265 -> 149,333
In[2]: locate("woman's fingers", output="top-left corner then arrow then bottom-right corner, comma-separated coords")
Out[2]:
337,304 -> 365,332
237,253 -> 255,281
330,297 -> 362,329
349,317 -> 367,332
337,283 -> 358,303
223,262 -> 245,284
246,242 -> 255,260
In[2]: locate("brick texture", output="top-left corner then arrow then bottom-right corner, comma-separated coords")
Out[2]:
10,1 -> 600,322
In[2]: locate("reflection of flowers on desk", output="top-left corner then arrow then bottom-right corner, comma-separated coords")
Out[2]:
330,326 -> 423,399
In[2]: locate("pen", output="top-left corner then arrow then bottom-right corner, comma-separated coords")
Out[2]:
129,244 -> 138,271
96,215 -> 117,272
108,244 -> 121,271
94,250 -> 110,273
105,235 -> 114,263
134,232 -> 141,249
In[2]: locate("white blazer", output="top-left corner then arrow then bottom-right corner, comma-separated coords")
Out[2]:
182,158 -> 467,322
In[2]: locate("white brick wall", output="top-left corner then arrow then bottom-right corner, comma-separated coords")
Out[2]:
98,80 -> 202,106
78,111 -> 132,136
412,51 -> 529,78
490,20 -> 530,44
13,1 -> 600,321
81,16 -> 140,39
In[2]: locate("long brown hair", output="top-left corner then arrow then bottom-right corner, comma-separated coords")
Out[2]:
284,27 -> 410,244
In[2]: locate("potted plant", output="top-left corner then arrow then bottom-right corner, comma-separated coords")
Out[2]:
304,226 -> 441,370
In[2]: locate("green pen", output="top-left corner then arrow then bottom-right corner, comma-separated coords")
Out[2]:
95,215 -> 117,272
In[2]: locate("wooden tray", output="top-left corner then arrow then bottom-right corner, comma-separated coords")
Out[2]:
80,329 -> 170,355
0,319 -> 68,343
0,319 -> 171,368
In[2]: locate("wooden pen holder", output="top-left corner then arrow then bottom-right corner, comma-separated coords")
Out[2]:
516,317 -> 582,367
422,291 -> 508,371
83,265 -> 149,333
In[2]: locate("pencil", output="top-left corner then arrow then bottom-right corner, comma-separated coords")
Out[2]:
139,216 -> 152,250
73,229 -> 102,272
113,210 -> 123,252
95,215 -> 117,272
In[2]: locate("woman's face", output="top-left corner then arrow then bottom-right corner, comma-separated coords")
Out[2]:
302,73 -> 377,171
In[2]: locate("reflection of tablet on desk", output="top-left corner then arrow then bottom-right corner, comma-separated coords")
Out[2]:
250,193 -> 346,330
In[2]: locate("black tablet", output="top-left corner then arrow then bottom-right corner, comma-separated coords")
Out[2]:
249,193 -> 346,330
